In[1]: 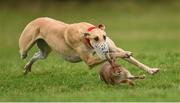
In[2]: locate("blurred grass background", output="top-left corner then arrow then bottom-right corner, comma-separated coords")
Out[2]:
0,0 -> 180,101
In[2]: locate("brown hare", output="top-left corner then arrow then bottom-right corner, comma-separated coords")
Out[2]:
99,59 -> 145,85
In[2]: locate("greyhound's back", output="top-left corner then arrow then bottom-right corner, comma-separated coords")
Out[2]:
18,17 -> 68,59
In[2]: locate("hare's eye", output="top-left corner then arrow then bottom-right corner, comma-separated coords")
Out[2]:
94,36 -> 99,41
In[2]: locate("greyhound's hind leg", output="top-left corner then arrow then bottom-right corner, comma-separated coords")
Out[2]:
24,51 -> 44,74
24,39 -> 51,75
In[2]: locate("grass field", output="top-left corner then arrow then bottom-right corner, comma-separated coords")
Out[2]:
0,1 -> 180,101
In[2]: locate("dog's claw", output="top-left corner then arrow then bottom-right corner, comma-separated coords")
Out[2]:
148,68 -> 159,75
124,51 -> 133,58
138,74 -> 146,79
24,63 -> 32,75
23,70 -> 28,75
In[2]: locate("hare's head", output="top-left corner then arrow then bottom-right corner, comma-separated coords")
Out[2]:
108,59 -> 123,76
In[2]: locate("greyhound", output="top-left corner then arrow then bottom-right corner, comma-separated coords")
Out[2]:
19,17 -> 159,75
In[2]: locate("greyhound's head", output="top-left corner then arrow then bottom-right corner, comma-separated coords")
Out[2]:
83,24 -> 109,59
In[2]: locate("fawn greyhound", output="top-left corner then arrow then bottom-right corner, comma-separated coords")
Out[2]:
19,17 -> 159,74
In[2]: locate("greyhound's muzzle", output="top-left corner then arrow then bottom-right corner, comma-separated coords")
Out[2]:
91,40 -> 109,59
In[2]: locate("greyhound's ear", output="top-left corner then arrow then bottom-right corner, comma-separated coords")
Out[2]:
98,24 -> 105,30
83,32 -> 90,37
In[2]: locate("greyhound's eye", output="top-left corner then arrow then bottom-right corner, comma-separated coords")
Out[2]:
94,36 -> 99,41
103,35 -> 106,40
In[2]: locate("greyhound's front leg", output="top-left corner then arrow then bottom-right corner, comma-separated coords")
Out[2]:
81,54 -> 106,68
107,37 -> 159,74
109,51 -> 133,58
125,56 -> 159,74
76,47 -> 106,68
107,37 -> 133,58
110,51 -> 159,74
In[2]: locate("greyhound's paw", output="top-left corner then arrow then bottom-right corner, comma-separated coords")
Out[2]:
24,63 -> 32,75
139,74 -> 146,79
148,68 -> 159,75
124,51 -> 133,58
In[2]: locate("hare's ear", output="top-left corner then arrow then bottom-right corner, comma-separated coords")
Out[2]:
98,24 -> 105,30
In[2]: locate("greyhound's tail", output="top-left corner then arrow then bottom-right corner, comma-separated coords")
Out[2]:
19,22 -> 40,59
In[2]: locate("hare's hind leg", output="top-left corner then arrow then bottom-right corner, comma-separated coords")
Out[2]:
24,39 -> 51,75
128,74 -> 146,80
118,79 -> 135,86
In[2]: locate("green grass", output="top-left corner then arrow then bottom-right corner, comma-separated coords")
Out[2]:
0,2 -> 180,101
